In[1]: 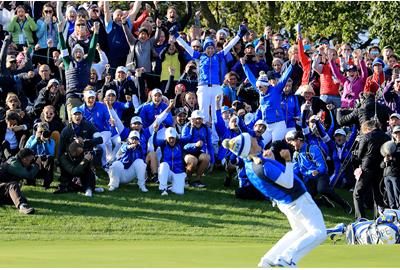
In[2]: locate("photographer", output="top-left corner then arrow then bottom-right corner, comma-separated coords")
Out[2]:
0,148 -> 40,214
25,122 -> 55,189
58,107 -> 103,162
56,141 -> 102,197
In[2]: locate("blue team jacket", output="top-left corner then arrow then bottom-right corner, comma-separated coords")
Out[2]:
244,154 -> 306,204
293,142 -> 328,183
243,63 -> 293,123
215,109 -> 241,162
153,132 -> 186,174
191,50 -> 226,86
118,143 -> 145,169
79,102 -> 111,132
181,122 -> 215,164
281,94 -> 300,129
139,102 -> 174,129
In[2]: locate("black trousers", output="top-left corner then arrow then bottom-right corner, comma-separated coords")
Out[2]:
307,174 -> 349,209
59,168 -> 96,193
353,168 -> 385,219
0,182 -> 27,209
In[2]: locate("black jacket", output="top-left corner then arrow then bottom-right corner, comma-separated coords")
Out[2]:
356,129 -> 390,171
337,95 -> 390,130
381,142 -> 400,177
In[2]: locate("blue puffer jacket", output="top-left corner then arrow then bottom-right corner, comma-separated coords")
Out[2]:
139,102 -> 174,129
79,102 -> 111,132
293,142 -> 328,183
281,94 -> 300,129
120,127 -> 151,151
181,122 -> 215,164
243,63 -> 293,123
25,135 -> 55,156
118,143 -> 145,169
153,132 -> 185,174
215,109 -> 241,162
193,50 -> 225,86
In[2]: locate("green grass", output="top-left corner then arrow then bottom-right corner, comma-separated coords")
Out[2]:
0,170 -> 396,267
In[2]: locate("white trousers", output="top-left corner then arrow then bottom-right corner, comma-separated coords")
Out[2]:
94,131 -> 112,166
197,85 -> 223,143
265,120 -> 287,143
258,192 -> 326,266
197,85 -> 223,124
108,159 -> 147,189
158,162 -> 186,195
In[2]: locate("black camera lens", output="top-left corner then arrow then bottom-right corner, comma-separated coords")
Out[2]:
42,130 -> 51,138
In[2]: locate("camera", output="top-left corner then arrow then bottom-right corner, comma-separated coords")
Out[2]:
42,130 -> 51,139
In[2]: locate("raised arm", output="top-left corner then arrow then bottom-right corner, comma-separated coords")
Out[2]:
241,61 -> 258,91
178,1 -> 193,30
329,59 -> 347,85
56,2 -> 65,24
103,1 -> 112,31
86,22 -> 99,63
122,17 -> 137,46
223,24 -> 247,56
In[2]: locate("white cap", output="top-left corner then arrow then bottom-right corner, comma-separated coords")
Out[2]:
84,90 -> 96,98
189,110 -> 204,120
285,130 -> 297,141
390,113 -> 400,119
151,88 -> 163,97
130,116 -> 142,124
105,89 -> 116,97
334,129 -> 346,137
254,119 -> 267,127
128,130 -> 140,139
393,125 -> 400,133
116,66 -> 128,74
47,78 -> 60,87
165,127 -> 177,138
244,113 -> 254,125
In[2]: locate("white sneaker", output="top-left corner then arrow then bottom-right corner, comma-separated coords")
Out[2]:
276,258 -> 296,268
84,188 -> 93,197
257,258 -> 275,268
108,186 -> 116,191
95,187 -> 104,193
161,189 -> 168,196
139,185 -> 149,193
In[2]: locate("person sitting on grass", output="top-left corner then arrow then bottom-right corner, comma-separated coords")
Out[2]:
56,140 -> 104,197
108,130 -> 148,192
25,122 -> 55,189
0,148 -> 39,214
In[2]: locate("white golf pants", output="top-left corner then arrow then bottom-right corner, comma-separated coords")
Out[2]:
94,131 -> 112,166
158,162 -> 186,195
265,120 -> 287,143
108,159 -> 147,189
258,192 -> 326,266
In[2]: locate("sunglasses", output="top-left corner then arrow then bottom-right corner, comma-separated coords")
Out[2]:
44,10 -> 53,13
77,24 -> 86,27
92,9 -> 99,12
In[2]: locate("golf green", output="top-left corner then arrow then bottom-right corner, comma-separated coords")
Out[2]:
0,240 -> 399,267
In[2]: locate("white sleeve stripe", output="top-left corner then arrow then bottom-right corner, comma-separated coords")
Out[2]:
274,162 -> 294,189
60,49 -> 69,58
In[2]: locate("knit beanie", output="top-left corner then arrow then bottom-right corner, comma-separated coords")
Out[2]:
71,44 -> 84,57
203,38 -> 215,51
222,133 -> 252,158
256,71 -> 270,88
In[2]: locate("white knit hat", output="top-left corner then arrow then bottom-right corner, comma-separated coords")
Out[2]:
71,44 -> 84,57
256,71 -> 270,88
222,133 -> 252,158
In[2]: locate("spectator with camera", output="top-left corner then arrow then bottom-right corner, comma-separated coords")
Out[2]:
56,140 -> 103,196
25,122 -> 55,188
0,148 -> 40,214
58,107 -> 103,160
31,78 -> 65,119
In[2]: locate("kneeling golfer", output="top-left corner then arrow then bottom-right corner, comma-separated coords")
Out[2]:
222,133 -> 326,267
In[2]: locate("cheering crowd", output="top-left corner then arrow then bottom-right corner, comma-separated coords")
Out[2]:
0,1 -> 399,222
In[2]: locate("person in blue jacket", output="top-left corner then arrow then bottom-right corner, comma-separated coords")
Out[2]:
79,89 -> 112,168
280,78 -> 301,133
240,54 -> 295,142
286,130 -> 352,214
25,122 -> 55,188
153,126 -> 187,196
108,130 -> 148,192
139,88 -> 174,132
222,132 -> 326,267
181,110 -> 214,188
215,94 -> 241,186
171,23 -> 248,125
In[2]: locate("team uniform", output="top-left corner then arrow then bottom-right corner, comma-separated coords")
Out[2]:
223,133 -> 326,267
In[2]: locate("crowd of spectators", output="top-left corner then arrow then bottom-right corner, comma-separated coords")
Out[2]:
0,1 -> 399,219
